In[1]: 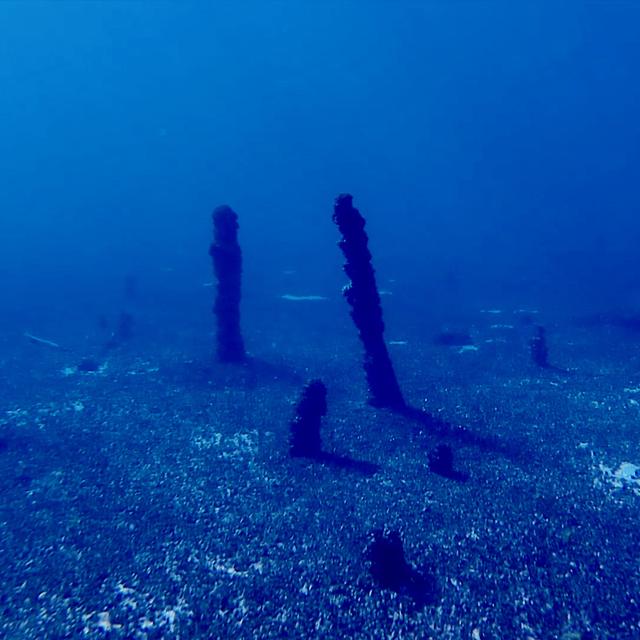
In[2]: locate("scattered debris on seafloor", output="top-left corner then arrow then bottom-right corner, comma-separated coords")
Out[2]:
598,461 -> 640,495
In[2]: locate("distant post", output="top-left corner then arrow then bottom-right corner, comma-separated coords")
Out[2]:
290,380 -> 327,458
209,205 -> 246,362
530,325 -> 550,369
332,194 -> 404,408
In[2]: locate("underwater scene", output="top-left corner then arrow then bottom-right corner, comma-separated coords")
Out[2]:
1,2 -> 640,639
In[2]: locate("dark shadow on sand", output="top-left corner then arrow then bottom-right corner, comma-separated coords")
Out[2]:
294,451 -> 380,477
394,404 -> 530,465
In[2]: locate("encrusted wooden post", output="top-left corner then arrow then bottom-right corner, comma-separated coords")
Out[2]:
209,205 -> 246,362
333,194 -> 404,408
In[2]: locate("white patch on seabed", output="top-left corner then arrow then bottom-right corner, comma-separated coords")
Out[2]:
280,294 -> 328,301
207,556 -> 264,578
193,431 -> 259,460
89,611 -> 122,632
224,431 -> 259,459
193,433 -> 223,449
127,365 -> 160,376
458,345 -> 479,353
597,461 -> 640,495
116,583 -> 135,595
6,408 -> 28,419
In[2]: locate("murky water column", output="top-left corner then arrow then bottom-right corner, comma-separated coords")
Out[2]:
332,194 -> 404,409
209,205 -> 246,362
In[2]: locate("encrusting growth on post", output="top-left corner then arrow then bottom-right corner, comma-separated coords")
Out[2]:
290,380 -> 327,458
332,194 -> 405,409
209,205 -> 246,362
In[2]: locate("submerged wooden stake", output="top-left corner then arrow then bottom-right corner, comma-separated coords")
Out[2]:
333,194 -> 404,408
209,205 -> 246,362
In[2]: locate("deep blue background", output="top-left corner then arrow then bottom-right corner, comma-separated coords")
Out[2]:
1,2 -> 639,326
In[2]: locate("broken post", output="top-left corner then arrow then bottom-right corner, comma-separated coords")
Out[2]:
332,194 -> 404,409
209,205 -> 246,362
365,529 -> 435,606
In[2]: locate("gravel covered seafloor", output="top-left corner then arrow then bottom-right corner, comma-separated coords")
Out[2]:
1,316 -> 639,639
